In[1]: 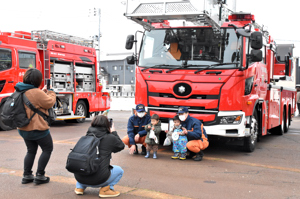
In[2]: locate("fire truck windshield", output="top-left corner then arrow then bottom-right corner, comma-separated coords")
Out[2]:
0,49 -> 12,71
139,28 -> 242,69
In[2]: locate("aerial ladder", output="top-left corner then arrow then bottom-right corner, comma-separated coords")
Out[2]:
124,0 -> 236,31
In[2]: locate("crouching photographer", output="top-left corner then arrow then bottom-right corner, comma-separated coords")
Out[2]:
70,115 -> 125,197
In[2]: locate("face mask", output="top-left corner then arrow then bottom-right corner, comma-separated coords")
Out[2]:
179,115 -> 186,121
137,112 -> 145,118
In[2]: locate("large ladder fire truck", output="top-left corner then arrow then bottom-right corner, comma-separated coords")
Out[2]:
0,30 -> 110,130
124,0 -> 296,152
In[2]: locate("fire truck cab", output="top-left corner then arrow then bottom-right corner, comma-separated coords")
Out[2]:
124,0 -> 296,152
0,30 -> 110,130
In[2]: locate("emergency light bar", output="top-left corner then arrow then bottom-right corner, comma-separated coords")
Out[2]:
228,13 -> 255,21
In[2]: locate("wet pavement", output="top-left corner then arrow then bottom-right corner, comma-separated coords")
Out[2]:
0,110 -> 300,199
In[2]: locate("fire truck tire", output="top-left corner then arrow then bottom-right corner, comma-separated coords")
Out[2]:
283,109 -> 288,133
0,105 -> 14,131
269,111 -> 285,135
244,111 -> 258,152
75,101 -> 87,123
288,106 -> 291,126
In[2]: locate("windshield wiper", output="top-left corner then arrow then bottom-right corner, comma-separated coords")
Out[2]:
141,64 -> 179,72
166,64 -> 208,73
194,62 -> 239,74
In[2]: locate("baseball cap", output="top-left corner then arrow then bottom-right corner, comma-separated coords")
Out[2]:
178,106 -> 188,114
136,104 -> 146,112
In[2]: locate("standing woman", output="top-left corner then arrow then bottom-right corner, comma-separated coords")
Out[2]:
16,68 -> 56,185
74,115 -> 125,198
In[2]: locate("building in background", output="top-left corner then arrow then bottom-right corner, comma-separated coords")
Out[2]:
100,52 -> 135,97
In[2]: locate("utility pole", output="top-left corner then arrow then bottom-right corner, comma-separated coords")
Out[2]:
88,7 -> 102,90
93,8 -> 101,75
89,8 -> 102,76
97,8 -> 101,72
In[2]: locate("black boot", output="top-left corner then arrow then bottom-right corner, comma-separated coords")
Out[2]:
22,174 -> 34,184
133,144 -> 139,155
194,151 -> 204,161
33,174 -> 50,185
141,145 -> 146,155
186,151 -> 195,159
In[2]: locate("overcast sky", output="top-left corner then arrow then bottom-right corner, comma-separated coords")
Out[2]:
1,0 -> 299,55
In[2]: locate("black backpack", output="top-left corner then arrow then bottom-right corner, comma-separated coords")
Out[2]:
66,134 -> 103,175
0,89 -> 56,128
0,90 -> 34,128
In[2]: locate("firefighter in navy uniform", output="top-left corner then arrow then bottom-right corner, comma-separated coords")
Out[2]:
177,106 -> 209,161
122,104 -> 151,155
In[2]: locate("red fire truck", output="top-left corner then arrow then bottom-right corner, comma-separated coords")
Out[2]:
124,0 -> 296,152
0,30 -> 110,130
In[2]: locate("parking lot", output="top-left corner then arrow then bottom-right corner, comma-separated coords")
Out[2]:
0,110 -> 300,199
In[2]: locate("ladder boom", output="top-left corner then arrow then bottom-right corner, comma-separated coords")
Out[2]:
125,0 -> 236,30
31,30 -> 94,48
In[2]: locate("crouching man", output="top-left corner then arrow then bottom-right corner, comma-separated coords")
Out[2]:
122,104 -> 151,155
177,106 -> 209,161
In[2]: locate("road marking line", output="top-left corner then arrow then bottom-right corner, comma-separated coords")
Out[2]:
0,167 -> 192,199
1,136 -> 300,174
205,157 -> 300,173
53,137 -> 81,145
154,150 -> 300,173
0,135 -> 78,145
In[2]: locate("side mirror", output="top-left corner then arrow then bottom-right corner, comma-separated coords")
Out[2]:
126,55 -> 135,65
125,35 -> 135,50
250,50 -> 262,62
250,32 -> 263,49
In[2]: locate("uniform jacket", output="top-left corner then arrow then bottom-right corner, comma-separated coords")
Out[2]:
127,114 -> 151,145
15,82 -> 56,131
181,115 -> 208,142
75,126 -> 125,185
145,121 -> 161,145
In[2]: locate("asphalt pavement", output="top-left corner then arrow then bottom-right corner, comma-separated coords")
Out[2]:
0,110 -> 300,199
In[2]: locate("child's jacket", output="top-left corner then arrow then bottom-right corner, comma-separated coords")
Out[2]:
145,121 -> 161,145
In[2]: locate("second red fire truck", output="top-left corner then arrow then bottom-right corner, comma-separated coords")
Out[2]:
0,30 -> 110,130
124,0 -> 296,152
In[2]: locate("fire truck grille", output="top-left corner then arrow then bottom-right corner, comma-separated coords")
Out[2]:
149,92 -> 219,99
146,81 -> 222,125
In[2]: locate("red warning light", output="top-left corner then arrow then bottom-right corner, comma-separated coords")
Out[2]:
228,13 -> 255,21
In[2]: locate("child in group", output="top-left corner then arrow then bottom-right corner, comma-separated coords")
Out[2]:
169,115 -> 188,160
144,114 -> 161,159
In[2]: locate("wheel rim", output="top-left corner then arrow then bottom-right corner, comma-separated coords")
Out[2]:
76,104 -> 85,117
250,117 -> 258,145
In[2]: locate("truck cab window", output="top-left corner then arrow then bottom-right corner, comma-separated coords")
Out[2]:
139,28 -> 241,69
19,52 -> 36,69
0,49 -> 12,71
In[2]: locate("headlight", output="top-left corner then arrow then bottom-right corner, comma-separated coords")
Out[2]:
245,76 -> 254,95
219,115 -> 243,124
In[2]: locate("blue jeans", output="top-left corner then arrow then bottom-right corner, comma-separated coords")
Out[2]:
76,165 -> 124,190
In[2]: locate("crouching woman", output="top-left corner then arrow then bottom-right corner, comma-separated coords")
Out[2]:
74,115 -> 125,197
